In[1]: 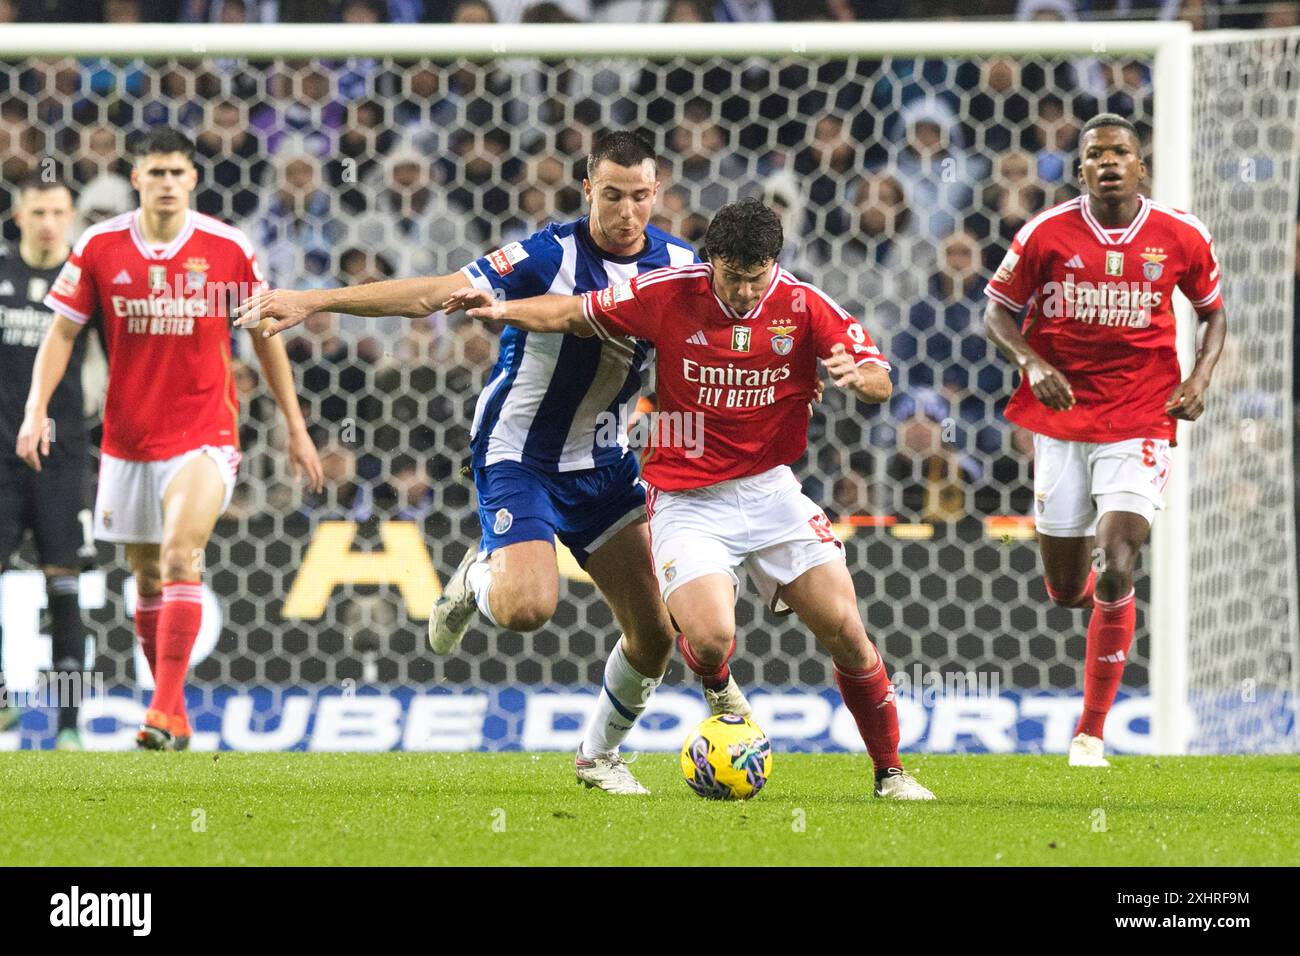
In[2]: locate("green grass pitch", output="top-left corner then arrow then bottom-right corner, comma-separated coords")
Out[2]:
2,752 -> 1295,866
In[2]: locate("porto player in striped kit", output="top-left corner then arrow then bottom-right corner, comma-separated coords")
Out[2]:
19,128 -> 323,750
449,199 -> 935,799
984,114 -> 1227,767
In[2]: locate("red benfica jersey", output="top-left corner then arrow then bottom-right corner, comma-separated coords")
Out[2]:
45,209 -> 265,461
582,263 -> 889,491
984,194 -> 1223,444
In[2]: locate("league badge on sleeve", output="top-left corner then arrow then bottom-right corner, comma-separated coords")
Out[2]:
486,242 -> 529,276
994,250 -> 1019,284
52,261 -> 81,298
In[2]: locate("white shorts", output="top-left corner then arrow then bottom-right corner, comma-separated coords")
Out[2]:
645,465 -> 845,613
95,445 -> 240,544
1032,434 -> 1172,537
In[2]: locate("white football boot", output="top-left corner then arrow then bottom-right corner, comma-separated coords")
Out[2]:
574,748 -> 650,795
874,768 -> 936,800
429,547 -> 480,655
1068,733 -> 1110,767
702,674 -> 753,718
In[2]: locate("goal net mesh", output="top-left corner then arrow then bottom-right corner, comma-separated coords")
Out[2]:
0,39 -> 1294,751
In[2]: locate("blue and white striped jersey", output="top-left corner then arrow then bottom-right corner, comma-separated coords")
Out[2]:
461,217 -> 698,472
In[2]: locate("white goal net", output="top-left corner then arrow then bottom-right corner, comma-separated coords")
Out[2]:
0,23 -> 1295,753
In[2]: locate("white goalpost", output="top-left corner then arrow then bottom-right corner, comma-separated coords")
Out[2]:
0,21 -> 1294,755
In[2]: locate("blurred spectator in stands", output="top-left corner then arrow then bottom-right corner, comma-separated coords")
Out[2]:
713,0 -> 772,20
250,63 -> 344,158
1023,94 -> 1080,185
75,173 -> 133,232
664,0 -> 712,20
964,58 -> 1030,155
968,150 -> 1046,271
298,441 -> 366,521
888,96 -> 988,242
350,145 -> 482,278
246,145 -> 348,289
1015,0 -> 1107,99
373,456 -> 437,521
815,169 -> 928,323
667,97 -> 755,212
795,114 -> 859,234
330,101 -> 400,217
195,100 -> 266,221
181,0 -> 272,23
0,0 -> 16,21
451,0 -> 493,19
71,125 -> 126,187
884,386 -> 982,523
0,96 -> 40,184
763,170 -> 813,276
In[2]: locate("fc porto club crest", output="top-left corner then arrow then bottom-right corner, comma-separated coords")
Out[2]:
731,325 -> 751,352
767,324 -> 796,355
148,265 -> 168,291
1104,251 -> 1125,277
183,256 -> 209,293
1140,249 -> 1167,282
493,508 -> 513,535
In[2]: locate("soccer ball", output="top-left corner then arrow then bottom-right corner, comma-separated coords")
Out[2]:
680,713 -> 772,800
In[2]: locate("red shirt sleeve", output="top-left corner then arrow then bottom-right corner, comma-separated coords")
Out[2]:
1177,223 -> 1224,314
43,245 -> 97,325
984,226 -> 1041,313
582,274 -> 657,341
809,290 -> 890,370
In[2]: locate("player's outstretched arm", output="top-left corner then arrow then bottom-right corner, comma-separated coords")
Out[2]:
983,299 -> 1075,412
244,328 -> 325,492
16,315 -> 83,472
1164,307 -> 1226,421
445,287 -> 589,336
232,273 -> 469,337
821,344 -> 892,403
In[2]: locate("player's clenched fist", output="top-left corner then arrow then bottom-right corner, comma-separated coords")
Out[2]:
232,288 -> 318,337
1164,375 -> 1209,421
1023,355 -> 1075,412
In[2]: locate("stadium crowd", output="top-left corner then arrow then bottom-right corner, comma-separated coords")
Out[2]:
0,4 -> 1297,536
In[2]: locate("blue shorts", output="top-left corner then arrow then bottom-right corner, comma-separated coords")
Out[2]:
473,455 -> 647,568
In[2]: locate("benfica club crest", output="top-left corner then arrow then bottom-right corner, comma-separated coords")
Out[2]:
184,256 -> 210,293
1140,249 -> 1167,282
767,324 -> 796,355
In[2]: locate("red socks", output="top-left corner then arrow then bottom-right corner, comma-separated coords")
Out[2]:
835,659 -> 901,772
147,582 -> 203,721
678,633 -> 733,690
1045,569 -> 1096,609
1074,589 -> 1137,739
135,592 -> 163,678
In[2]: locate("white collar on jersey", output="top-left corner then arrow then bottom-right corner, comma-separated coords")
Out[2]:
1078,193 -> 1150,247
708,261 -> 784,322
127,208 -> 196,261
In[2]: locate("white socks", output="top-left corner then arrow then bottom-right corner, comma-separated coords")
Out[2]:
580,638 -> 662,757
465,557 -> 498,626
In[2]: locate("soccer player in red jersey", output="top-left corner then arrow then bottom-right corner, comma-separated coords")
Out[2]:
448,198 -> 934,799
984,113 -> 1227,767
17,128 -> 323,750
